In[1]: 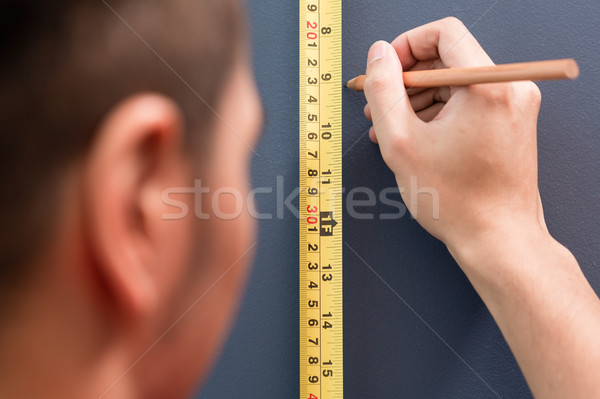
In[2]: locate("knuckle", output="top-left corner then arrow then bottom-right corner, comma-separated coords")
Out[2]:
519,81 -> 542,107
379,143 -> 396,165
379,131 -> 414,170
441,16 -> 467,31
472,81 -> 542,114
388,131 -> 411,153
473,83 -> 513,106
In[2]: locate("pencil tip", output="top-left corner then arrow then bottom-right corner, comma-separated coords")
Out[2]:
346,77 -> 359,91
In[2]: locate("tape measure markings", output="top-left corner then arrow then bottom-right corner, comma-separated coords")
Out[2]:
300,1 -> 343,398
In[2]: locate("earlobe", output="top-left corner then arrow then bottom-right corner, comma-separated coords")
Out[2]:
81,93 -> 190,319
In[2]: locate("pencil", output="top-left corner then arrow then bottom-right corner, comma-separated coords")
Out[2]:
345,59 -> 579,91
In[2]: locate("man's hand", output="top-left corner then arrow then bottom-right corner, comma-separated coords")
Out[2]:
363,17 -> 600,398
363,17 -> 544,253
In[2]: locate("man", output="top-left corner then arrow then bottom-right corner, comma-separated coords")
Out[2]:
0,1 -> 598,398
1,1 -> 261,397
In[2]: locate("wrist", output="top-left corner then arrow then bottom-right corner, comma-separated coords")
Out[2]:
446,221 -> 569,287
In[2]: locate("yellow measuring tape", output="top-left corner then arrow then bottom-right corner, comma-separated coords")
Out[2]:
299,0 -> 343,398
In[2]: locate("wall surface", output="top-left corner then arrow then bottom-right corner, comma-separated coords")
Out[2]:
198,1 -> 600,398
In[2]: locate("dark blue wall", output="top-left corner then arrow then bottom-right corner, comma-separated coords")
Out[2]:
197,1 -> 600,397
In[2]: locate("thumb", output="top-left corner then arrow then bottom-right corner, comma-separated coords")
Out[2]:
364,41 -> 416,148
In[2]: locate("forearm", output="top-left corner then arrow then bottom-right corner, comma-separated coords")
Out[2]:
449,225 -> 600,398
361,18 -> 600,396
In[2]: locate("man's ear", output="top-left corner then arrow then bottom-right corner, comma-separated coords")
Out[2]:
82,94 -> 192,319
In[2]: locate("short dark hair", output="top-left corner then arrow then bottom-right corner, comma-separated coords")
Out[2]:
0,0 -> 243,301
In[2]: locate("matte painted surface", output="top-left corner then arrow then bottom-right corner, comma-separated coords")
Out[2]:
198,1 -> 600,397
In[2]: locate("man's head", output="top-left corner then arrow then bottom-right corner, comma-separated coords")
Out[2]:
0,1 -> 262,397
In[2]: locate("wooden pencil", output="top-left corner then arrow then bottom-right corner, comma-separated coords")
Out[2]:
345,59 -> 579,91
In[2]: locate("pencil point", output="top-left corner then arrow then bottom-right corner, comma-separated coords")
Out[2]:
345,76 -> 364,91
346,77 -> 356,91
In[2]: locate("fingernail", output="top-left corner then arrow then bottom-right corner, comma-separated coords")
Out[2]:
368,41 -> 386,65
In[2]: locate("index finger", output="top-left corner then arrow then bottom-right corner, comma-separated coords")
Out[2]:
391,17 -> 494,70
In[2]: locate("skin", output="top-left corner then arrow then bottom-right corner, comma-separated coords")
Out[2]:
363,17 -> 600,398
0,53 -> 263,398
1,12 -> 598,399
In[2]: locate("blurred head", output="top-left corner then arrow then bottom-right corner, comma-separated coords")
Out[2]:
0,1 -> 262,398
